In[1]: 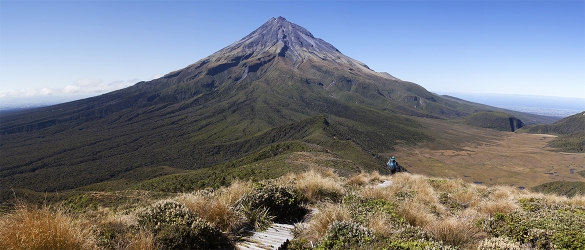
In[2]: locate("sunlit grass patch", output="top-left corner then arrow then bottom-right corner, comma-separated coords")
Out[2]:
0,203 -> 98,250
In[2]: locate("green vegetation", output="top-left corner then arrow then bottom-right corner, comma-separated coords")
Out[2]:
521,111 -> 585,152
481,198 -> 585,249
532,181 -> 585,197
315,220 -> 374,250
526,111 -> 585,135
137,200 -> 232,249
463,111 -> 525,132
2,169 -> 585,249
546,132 -> 585,153
238,184 -> 307,223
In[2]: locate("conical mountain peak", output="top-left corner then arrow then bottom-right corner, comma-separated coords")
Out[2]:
216,16 -> 341,62
182,16 -> 391,81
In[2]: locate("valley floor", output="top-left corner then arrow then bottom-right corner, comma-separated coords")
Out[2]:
395,119 -> 585,188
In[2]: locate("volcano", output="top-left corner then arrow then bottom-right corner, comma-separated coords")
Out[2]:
0,17 -> 545,193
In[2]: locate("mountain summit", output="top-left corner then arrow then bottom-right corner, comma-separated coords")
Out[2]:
0,17 -> 525,192
209,16 -> 385,77
152,16 -> 401,100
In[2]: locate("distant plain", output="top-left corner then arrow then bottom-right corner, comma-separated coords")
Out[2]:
394,117 -> 585,189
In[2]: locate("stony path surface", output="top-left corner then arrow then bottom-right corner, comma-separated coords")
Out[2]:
236,223 -> 294,250
375,180 -> 392,188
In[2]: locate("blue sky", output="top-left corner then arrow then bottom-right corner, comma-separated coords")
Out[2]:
1,1 -> 584,99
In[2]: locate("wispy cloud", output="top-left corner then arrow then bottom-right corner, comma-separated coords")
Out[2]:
0,78 -> 139,98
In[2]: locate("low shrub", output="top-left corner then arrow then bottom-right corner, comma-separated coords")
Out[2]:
481,200 -> 585,250
476,237 -> 521,250
343,195 -> 401,225
238,184 -> 307,223
316,220 -> 374,250
96,220 -> 130,249
297,203 -> 351,242
137,200 -> 232,249
381,239 -> 452,250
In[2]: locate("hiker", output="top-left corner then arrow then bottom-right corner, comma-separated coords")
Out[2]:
387,156 -> 402,174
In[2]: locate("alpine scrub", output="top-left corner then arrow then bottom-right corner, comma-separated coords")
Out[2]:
2,168 -> 585,249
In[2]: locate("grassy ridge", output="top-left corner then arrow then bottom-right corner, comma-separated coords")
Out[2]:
521,111 -> 585,152
2,169 -> 585,249
0,89 -> 429,194
525,111 -> 585,135
546,132 -> 585,153
532,181 -> 585,197
463,111 -> 525,132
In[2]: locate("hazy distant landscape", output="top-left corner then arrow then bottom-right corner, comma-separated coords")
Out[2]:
0,95 -> 95,113
3,92 -> 581,119
439,92 -> 584,118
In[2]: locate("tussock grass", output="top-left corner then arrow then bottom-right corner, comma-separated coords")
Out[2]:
280,168 -> 345,202
176,179 -> 252,233
398,200 -> 435,227
358,185 -> 392,200
4,168 -> 584,249
366,211 -> 395,237
0,203 -> 98,250
570,195 -> 585,207
478,200 -> 519,217
126,231 -> 155,250
347,170 -> 385,186
298,203 -> 351,242
425,216 -> 481,247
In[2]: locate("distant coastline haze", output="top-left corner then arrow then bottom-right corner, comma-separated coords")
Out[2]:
438,92 -> 585,117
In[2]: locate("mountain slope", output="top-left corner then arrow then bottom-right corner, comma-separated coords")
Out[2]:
463,111 -> 525,132
524,111 -> 585,135
521,111 -> 585,152
0,17 -> 554,193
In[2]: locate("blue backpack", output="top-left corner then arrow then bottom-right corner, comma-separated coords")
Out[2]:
388,160 -> 397,170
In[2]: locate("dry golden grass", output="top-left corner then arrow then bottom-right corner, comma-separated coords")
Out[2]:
424,216 -> 482,247
299,203 -> 351,242
428,178 -> 461,193
397,200 -> 435,227
477,200 -> 519,217
280,168 -> 345,202
5,168 -> 582,249
358,185 -> 392,200
220,179 -> 254,205
367,212 -> 395,237
347,173 -> 369,186
176,179 -> 252,233
347,170 -> 386,186
126,231 -> 155,250
453,189 -> 480,208
397,126 -> 585,189
0,203 -> 98,250
491,186 -> 517,201
570,195 -> 585,207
